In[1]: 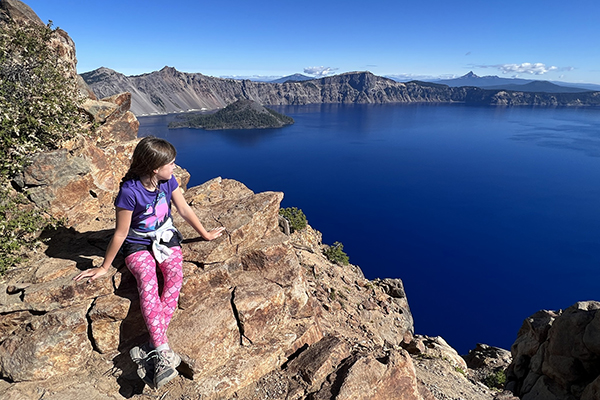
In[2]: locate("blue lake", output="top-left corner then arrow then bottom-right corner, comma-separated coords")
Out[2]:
139,103 -> 600,354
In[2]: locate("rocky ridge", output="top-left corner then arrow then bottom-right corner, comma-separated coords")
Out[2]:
81,66 -> 600,116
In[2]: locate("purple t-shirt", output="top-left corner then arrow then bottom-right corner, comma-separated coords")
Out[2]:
114,175 -> 179,246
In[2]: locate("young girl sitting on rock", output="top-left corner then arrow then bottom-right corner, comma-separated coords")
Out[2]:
74,136 -> 225,388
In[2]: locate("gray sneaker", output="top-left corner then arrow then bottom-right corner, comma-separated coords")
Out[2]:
153,350 -> 179,388
129,343 -> 154,386
162,348 -> 181,369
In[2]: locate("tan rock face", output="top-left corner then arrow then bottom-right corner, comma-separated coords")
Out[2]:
81,99 -> 119,124
175,178 -> 284,264
95,110 -> 139,144
0,303 -> 93,381
88,294 -> 136,354
165,184 -> 325,398
463,343 -> 513,386
48,28 -> 78,78
337,350 -> 422,400
13,93 -> 139,229
0,0 -> 44,27
21,267 -> 114,312
404,335 -> 467,371
507,301 -> 600,400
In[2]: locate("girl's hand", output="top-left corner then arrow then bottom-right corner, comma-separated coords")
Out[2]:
73,266 -> 109,282
203,227 -> 226,241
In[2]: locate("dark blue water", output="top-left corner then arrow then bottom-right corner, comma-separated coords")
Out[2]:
139,103 -> 600,354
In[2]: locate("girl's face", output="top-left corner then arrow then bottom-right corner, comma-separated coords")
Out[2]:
155,159 -> 176,181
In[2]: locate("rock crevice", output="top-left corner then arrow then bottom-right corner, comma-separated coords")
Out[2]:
230,286 -> 253,346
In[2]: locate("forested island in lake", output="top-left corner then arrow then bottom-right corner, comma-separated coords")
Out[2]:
168,99 -> 294,130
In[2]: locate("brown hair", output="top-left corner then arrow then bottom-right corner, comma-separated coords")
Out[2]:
120,136 -> 177,187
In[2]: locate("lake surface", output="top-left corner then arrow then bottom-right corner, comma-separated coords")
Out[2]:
139,103 -> 600,354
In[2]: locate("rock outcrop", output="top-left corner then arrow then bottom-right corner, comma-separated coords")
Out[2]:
0,172 -> 425,399
12,91 -> 141,229
0,0 -> 42,25
2,166 -> 520,400
506,301 -> 600,400
81,66 -> 600,116
405,335 -> 517,400
464,343 -> 513,386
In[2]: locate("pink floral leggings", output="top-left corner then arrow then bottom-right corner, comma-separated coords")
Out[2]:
125,247 -> 183,348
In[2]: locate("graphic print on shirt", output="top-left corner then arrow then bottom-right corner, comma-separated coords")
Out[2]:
140,191 -> 168,230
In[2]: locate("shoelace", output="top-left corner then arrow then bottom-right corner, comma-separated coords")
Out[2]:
146,349 -> 170,371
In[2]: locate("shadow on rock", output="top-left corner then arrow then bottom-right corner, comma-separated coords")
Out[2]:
40,226 -> 115,271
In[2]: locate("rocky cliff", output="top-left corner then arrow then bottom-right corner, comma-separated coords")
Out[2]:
507,301 -> 600,400
81,67 -> 600,116
3,1 -> 598,400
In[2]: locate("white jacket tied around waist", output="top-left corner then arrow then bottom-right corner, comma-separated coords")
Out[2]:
129,217 -> 179,263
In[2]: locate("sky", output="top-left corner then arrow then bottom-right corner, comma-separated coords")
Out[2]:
22,0 -> 600,84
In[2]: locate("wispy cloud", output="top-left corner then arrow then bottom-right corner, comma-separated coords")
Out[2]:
386,73 -> 458,81
477,62 -> 573,76
304,66 -> 339,77
220,75 -> 282,81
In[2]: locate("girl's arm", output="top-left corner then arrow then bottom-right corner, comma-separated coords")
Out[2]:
171,187 -> 225,240
73,207 -> 132,282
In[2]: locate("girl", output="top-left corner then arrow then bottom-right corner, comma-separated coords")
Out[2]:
74,136 -> 225,388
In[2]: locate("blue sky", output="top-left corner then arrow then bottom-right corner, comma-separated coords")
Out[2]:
23,0 -> 600,84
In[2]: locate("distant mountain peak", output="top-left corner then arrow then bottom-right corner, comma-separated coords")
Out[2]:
159,66 -> 179,74
343,71 -> 375,77
461,71 -> 479,79
96,66 -> 116,73
84,66 -> 119,76
79,67 -> 123,84
270,74 -> 314,84
457,71 -> 502,80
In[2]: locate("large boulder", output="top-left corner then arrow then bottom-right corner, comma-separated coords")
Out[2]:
0,303 -> 93,381
175,178 -> 283,264
404,334 -> 467,371
507,301 -> 600,400
0,0 -> 43,26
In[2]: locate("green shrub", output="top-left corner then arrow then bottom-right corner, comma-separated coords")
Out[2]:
0,20 -> 86,178
279,207 -> 307,232
0,20 -> 83,274
0,185 -> 58,274
483,370 -> 507,389
328,288 -> 336,300
323,241 -> 349,265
